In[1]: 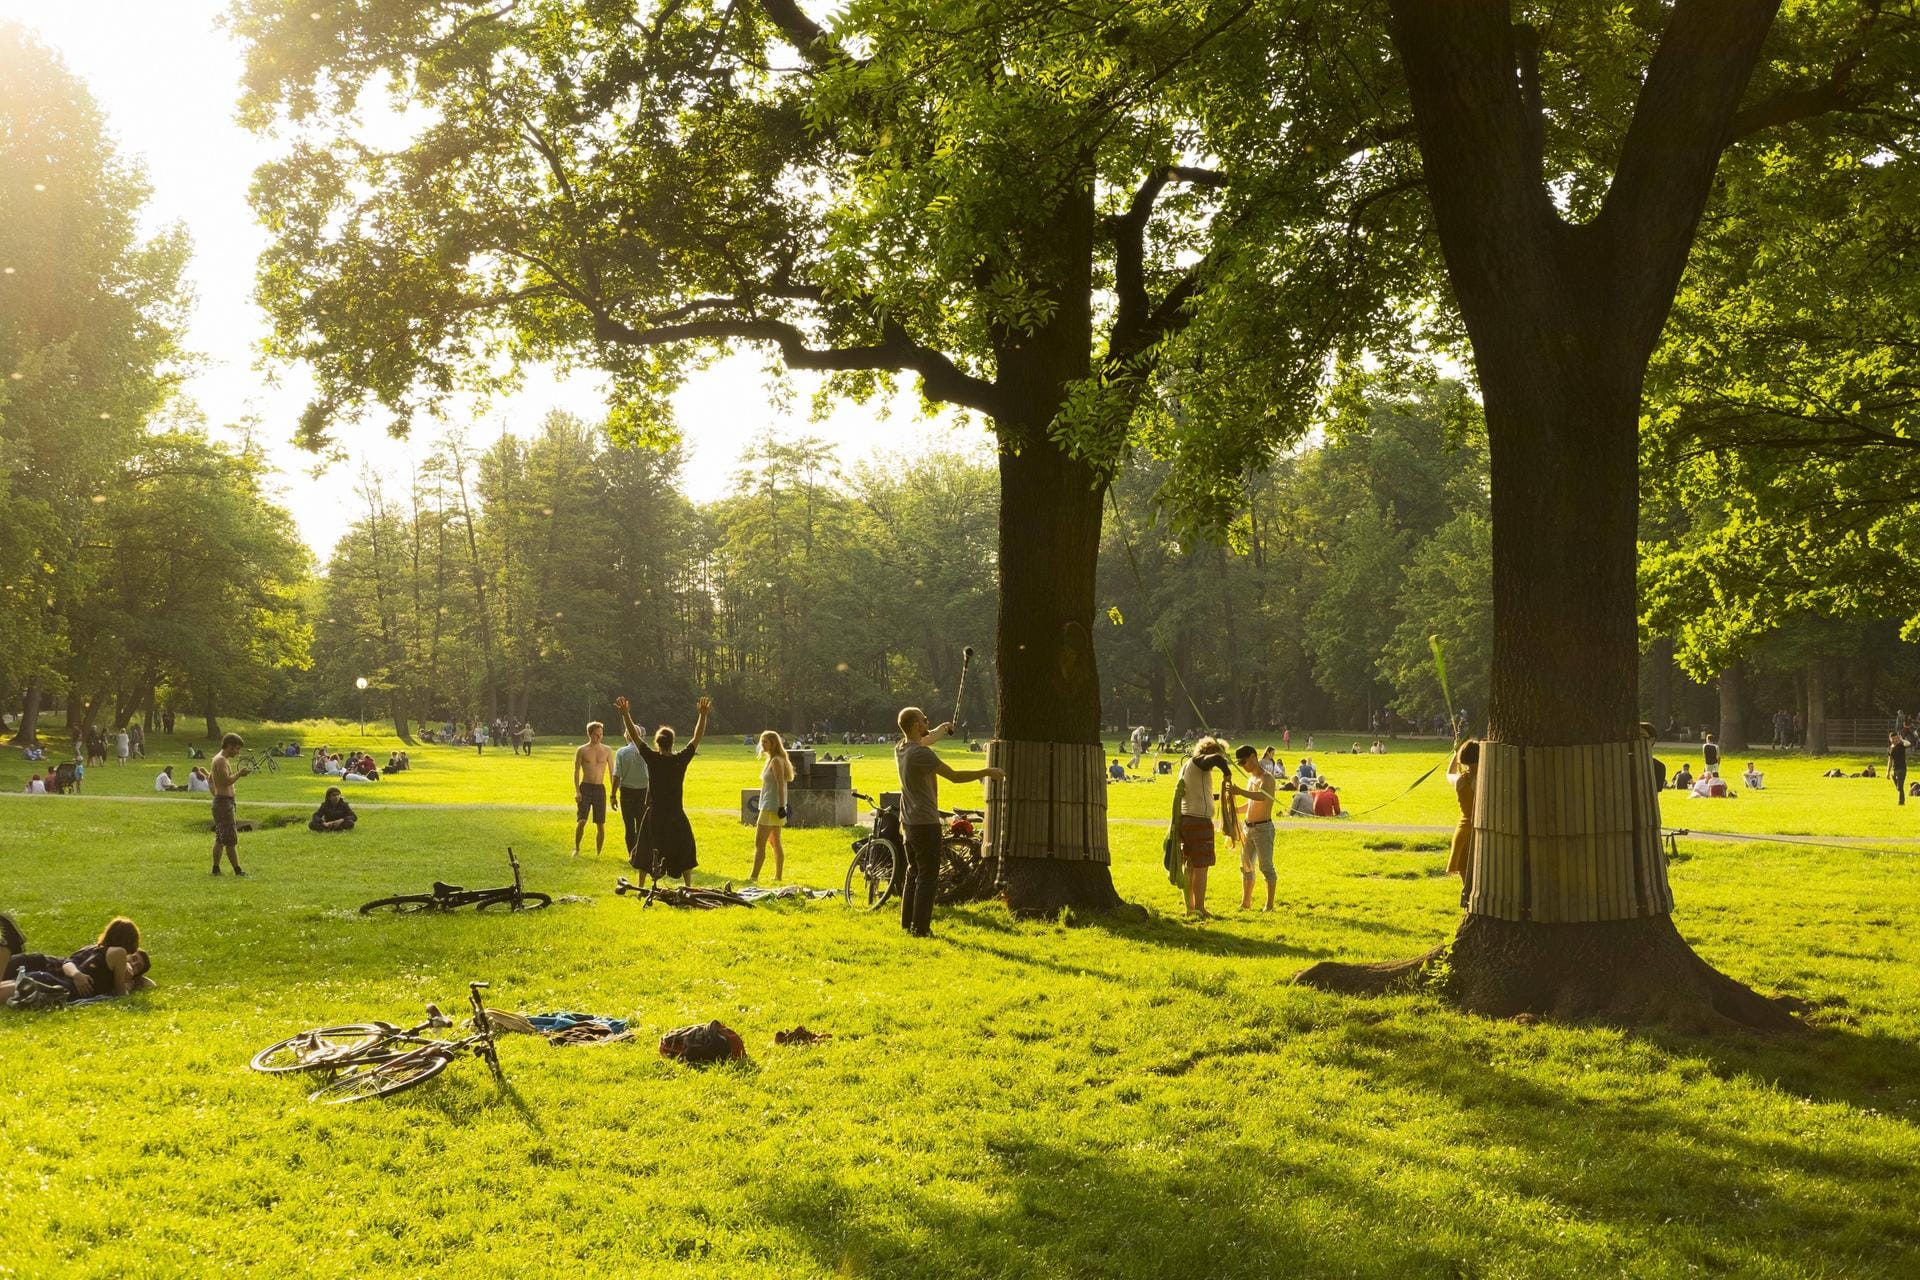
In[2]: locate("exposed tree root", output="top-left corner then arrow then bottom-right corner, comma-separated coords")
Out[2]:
1295,914 -> 1808,1033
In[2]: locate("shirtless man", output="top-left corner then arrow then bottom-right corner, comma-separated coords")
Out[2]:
573,721 -> 614,856
1233,745 -> 1278,910
210,733 -> 253,876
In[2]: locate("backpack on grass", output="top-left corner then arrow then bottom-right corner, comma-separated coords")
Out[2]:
659,1020 -> 744,1065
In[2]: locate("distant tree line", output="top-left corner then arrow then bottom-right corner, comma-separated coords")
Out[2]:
0,26 -> 309,746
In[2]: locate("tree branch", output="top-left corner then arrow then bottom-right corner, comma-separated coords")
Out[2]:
758,0 -> 838,67
1600,0 -> 1782,356
592,310 -> 1005,417
1727,0 -> 1883,142
1110,165 -> 1232,355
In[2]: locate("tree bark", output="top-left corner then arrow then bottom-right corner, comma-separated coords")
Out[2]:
1806,658 -> 1828,754
989,182 -> 1121,917
202,688 -> 221,742
1717,661 -> 1749,752
1299,0 -> 1800,1031
11,680 -> 42,746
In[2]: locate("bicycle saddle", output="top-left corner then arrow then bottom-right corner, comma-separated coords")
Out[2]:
432,881 -> 465,896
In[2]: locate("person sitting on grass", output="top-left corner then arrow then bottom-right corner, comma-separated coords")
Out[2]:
1672,762 -> 1695,790
1109,758 -> 1127,782
1743,762 -> 1765,790
154,765 -> 184,792
311,747 -> 328,775
309,787 -> 357,832
1295,755 -> 1319,785
1,914 -> 152,1007
187,766 -> 210,792
25,773 -> 46,794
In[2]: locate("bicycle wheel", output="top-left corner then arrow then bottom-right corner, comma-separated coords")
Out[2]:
308,1048 -> 451,1104
251,1024 -> 390,1074
844,837 -> 900,910
359,895 -> 442,915
935,839 -> 979,905
475,892 -> 552,912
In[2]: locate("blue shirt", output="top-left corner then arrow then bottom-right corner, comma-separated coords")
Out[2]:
613,742 -> 650,790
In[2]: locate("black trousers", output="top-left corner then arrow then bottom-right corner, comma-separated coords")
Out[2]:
900,823 -> 942,935
620,787 -> 649,861
1895,772 -> 1907,806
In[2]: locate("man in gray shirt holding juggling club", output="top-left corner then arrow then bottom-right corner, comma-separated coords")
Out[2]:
893,705 -> 1003,938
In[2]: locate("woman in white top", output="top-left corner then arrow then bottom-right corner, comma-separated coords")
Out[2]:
750,731 -> 795,882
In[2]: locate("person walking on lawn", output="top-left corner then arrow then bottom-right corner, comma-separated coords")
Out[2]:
1890,732 -> 1908,807
572,720 -> 614,857
893,706 -> 1004,938
209,733 -> 253,876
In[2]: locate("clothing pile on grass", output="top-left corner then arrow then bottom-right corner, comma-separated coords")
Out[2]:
486,1009 -> 632,1046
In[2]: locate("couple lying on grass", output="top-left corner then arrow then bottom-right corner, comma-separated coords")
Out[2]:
1,914 -> 153,1008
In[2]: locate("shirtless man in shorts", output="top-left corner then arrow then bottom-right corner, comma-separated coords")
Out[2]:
210,733 -> 253,876
573,721 -> 614,857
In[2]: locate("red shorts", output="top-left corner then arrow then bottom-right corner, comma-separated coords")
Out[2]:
1179,817 -> 1216,868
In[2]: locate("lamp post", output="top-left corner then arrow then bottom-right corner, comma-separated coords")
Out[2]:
356,676 -> 369,739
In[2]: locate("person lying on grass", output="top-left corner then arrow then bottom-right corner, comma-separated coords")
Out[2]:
309,787 -> 357,832
0,914 -> 153,1006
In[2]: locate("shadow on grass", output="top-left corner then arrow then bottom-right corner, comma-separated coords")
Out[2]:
1644,1022 -> 1920,1119
1085,908 -> 1421,957
752,1135 -> 1482,1280
1318,1020 -> 1920,1266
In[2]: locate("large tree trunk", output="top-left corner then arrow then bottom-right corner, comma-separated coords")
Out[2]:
10,680 -> 42,746
1806,658 -> 1828,754
1717,661 -> 1749,753
991,434 -> 1117,914
202,687 -> 221,742
983,182 -> 1121,918
1301,0 -> 1799,1031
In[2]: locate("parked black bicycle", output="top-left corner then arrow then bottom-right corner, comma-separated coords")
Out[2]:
250,980 -> 504,1104
844,792 -> 988,909
844,791 -> 903,910
359,848 -> 551,914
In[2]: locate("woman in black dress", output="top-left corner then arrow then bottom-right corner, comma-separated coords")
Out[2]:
615,695 -> 711,885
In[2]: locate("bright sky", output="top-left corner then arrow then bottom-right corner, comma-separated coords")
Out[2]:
0,2 -> 986,554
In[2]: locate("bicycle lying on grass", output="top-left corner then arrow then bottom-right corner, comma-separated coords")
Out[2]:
359,848 -> 551,914
843,792 -> 993,909
613,876 -> 753,909
251,981 -> 503,1103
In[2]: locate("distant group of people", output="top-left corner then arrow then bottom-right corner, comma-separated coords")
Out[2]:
73,723 -> 143,767
420,717 -> 535,754
310,747 -> 384,781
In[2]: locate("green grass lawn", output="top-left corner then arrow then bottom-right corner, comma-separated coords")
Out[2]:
3,725 -> 1919,1276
